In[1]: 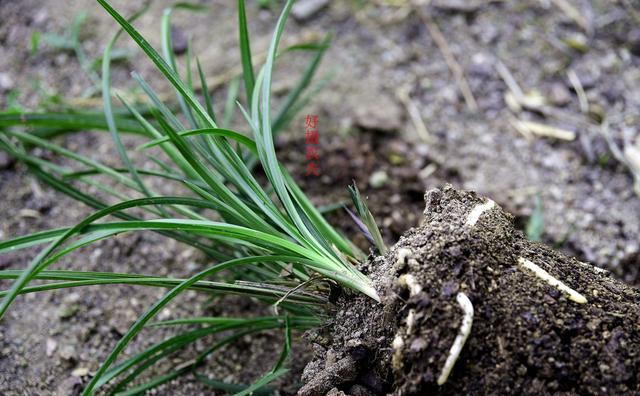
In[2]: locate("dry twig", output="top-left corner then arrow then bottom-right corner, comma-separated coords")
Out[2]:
415,5 -> 478,112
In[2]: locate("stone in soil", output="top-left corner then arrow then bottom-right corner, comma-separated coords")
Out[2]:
353,93 -> 404,133
299,185 -> 640,395
292,0 -> 330,21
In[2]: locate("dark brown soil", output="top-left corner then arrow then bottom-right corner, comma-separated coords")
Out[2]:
300,186 -> 640,395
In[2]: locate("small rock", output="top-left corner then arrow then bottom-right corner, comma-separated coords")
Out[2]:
439,85 -> 460,104
440,281 -> 459,298
369,170 -> 388,188
602,80 -> 624,103
301,359 -> 323,383
46,338 -> 57,357
410,337 -> 428,351
326,388 -> 346,396
0,73 -> 14,92
54,53 -> 68,66
291,0 -> 330,22
58,344 -> 76,363
71,367 -> 89,377
64,293 -> 81,304
158,307 -> 172,320
549,82 -> 571,106
56,376 -> 82,396
586,318 -> 601,331
171,25 -> 188,55
517,365 -> 528,376
325,348 -> 337,367
32,9 -> 49,27
432,0 -> 483,13
0,151 -> 14,170
562,33 -> 589,53
57,293 -> 81,319
354,93 -> 403,133
298,356 -> 357,396
469,53 -> 493,78
57,304 -> 78,319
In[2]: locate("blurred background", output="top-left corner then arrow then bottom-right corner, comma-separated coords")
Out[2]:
1,0 -> 639,393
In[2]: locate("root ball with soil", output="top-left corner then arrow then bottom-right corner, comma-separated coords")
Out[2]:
300,185 -> 640,396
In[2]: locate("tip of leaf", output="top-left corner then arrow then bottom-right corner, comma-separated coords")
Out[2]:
366,286 -> 381,303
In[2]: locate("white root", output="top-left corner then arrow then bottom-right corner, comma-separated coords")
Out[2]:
465,199 -> 496,227
518,257 -> 587,304
392,334 -> 404,350
437,292 -> 474,386
576,260 -> 609,275
391,333 -> 405,370
394,248 -> 413,272
396,248 -> 413,264
406,309 -> 417,335
399,274 -> 423,296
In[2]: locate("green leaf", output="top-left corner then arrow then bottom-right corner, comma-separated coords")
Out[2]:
137,127 -> 258,155
223,77 -> 241,128
196,57 -> 217,123
0,112 -> 149,136
30,31 -> 41,55
348,182 -> 387,255
238,0 -> 255,103
102,4 -> 155,206
272,34 -> 332,134
97,0 -> 215,128
81,255 -> 307,395
233,368 -> 289,396
526,194 -> 544,242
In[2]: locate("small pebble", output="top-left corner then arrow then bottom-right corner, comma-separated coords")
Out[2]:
292,0 -> 330,21
58,344 -> 76,362
171,25 -> 188,55
0,151 -> 14,170
46,338 -> 57,357
354,93 -> 403,132
549,82 -> 571,106
0,72 -> 14,92
71,367 -> 89,377
369,170 -> 389,188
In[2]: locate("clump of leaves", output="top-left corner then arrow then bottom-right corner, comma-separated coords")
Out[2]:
347,182 -> 387,254
0,0 -> 381,394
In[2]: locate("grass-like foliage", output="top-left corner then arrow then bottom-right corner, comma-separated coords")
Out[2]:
0,1 -> 381,394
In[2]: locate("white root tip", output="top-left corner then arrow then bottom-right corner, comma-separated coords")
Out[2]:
406,309 -> 417,335
576,260 -> 609,274
399,274 -> 423,296
437,292 -> 474,386
392,334 -> 404,350
392,333 -> 405,370
518,257 -> 587,304
396,248 -> 413,265
466,199 -> 496,227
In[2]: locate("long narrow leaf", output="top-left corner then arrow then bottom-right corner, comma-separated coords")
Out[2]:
238,0 -> 255,103
97,0 -> 216,128
81,255 -> 306,395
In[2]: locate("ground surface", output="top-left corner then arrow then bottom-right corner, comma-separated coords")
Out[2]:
1,0 -> 639,394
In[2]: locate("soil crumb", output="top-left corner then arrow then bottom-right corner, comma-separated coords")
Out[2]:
300,185 -> 640,395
